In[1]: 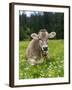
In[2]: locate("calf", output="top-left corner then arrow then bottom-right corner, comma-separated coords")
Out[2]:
26,29 -> 56,65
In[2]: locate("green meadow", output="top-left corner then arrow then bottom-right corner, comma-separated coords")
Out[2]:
19,40 -> 64,79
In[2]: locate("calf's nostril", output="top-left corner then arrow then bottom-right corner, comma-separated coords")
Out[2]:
43,47 -> 48,51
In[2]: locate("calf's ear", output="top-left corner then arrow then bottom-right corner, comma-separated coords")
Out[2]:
31,33 -> 39,39
48,32 -> 56,38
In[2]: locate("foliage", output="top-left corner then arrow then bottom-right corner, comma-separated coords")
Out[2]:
19,40 -> 64,79
19,11 -> 64,40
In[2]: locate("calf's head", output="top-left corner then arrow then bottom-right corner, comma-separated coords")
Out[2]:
31,29 -> 56,56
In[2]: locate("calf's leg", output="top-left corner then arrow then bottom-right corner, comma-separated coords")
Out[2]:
27,58 -> 36,65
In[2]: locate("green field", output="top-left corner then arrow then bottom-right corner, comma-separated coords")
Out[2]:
19,40 -> 64,79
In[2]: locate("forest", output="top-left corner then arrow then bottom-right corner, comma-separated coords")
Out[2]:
19,11 -> 64,40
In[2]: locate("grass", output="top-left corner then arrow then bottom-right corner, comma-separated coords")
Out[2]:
19,40 -> 64,79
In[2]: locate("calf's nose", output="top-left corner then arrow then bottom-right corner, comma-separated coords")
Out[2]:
43,47 -> 48,51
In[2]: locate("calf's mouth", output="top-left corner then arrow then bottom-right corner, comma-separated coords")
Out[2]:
42,50 -> 48,56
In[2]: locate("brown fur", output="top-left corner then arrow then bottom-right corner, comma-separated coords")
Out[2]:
26,39 -> 42,60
